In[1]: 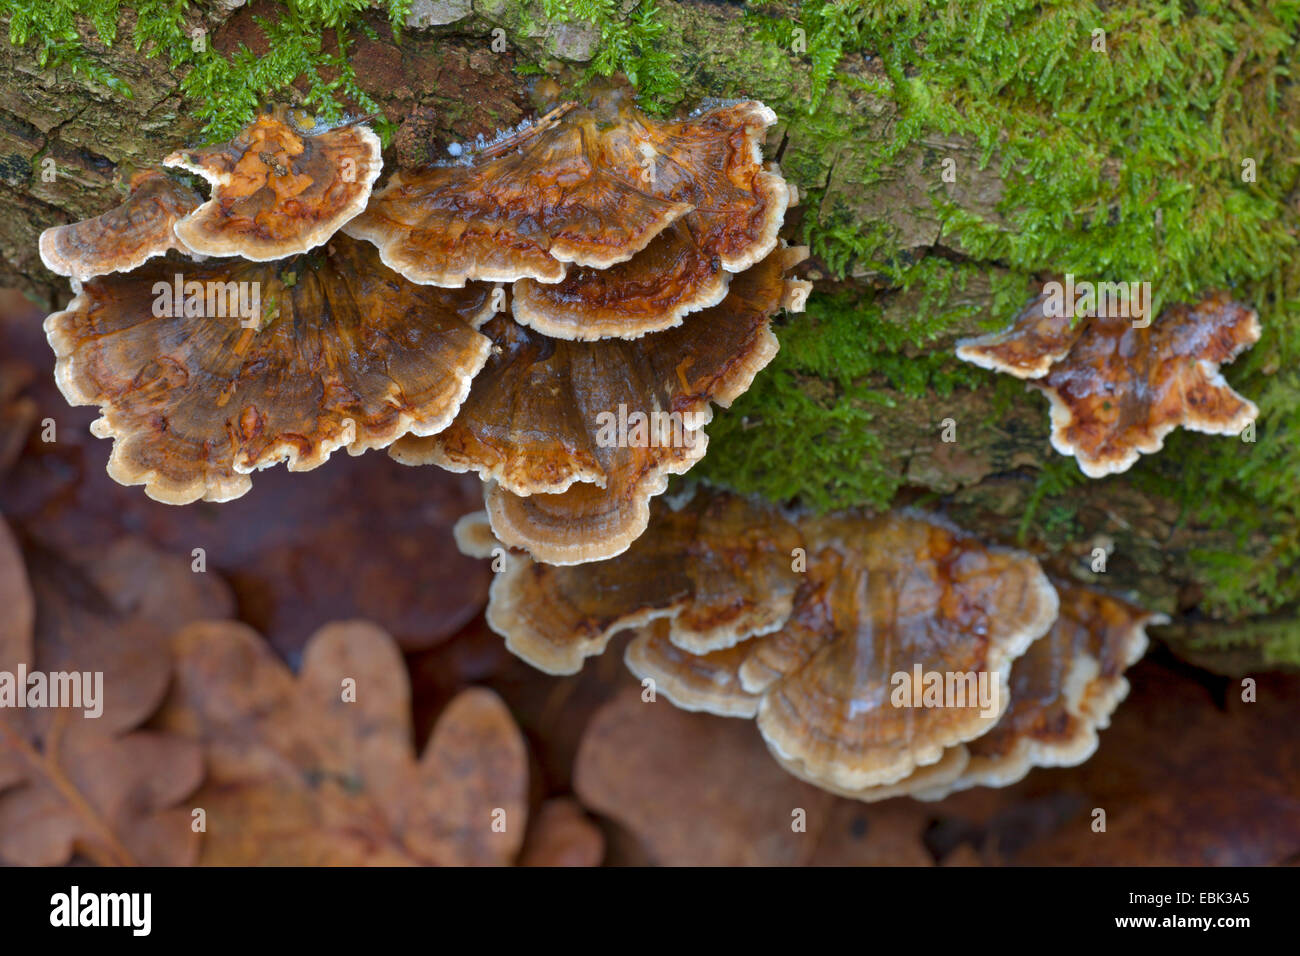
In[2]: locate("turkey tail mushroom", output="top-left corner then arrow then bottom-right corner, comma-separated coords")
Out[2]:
44,235 -> 492,504
462,488 -> 1072,797
39,170 -> 201,281
164,113 -> 382,261
957,287 -> 1260,477
396,245 -> 808,565
869,581 -> 1163,802
345,87 -> 787,306
454,490 -> 803,674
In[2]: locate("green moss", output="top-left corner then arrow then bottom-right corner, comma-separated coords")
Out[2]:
1180,615 -> 1300,670
639,1 -> 1300,633
1,0 -> 407,142
700,257 -> 991,510
538,0 -> 681,110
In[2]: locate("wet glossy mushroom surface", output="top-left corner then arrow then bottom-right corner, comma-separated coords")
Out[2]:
395,246 -> 806,565
165,115 -> 382,260
1033,293 -> 1259,477
45,235 -> 492,504
957,289 -> 1259,476
465,488 -> 1066,795
39,170 -> 201,281
345,89 -> 787,296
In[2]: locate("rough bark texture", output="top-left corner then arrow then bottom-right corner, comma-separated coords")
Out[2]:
1,1 -> 1293,673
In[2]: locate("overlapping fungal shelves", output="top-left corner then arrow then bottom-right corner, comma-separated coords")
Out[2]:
955,286 -> 1260,478
458,487 -> 1165,800
34,87 -> 1257,801
37,91 -> 808,564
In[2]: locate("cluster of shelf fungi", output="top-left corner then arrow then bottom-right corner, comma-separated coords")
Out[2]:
38,84 -> 1260,802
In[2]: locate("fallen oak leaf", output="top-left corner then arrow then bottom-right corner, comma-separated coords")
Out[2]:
0,524 -> 232,866
574,685 -> 836,866
517,797 -> 605,867
159,620 -> 529,865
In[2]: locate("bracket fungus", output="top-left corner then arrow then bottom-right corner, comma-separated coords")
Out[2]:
954,287 -> 1087,380
164,113 -> 382,260
37,99 -> 805,525
957,288 -> 1260,477
909,581 -> 1164,800
45,235 -> 492,504
345,89 -> 787,300
38,170 -> 201,281
845,580 -> 1164,803
457,490 -> 803,673
395,246 -> 809,565
462,488 -> 1078,795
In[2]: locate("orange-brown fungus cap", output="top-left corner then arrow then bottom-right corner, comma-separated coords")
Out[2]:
395,246 -> 802,564
511,221 -> 734,340
165,114 -> 381,260
625,619 -> 759,717
907,580 -> 1161,800
473,487 -> 1058,796
461,490 -> 803,673
954,285 -> 1087,379
510,142 -> 795,340
345,88 -> 787,293
44,234 -> 492,504
39,170 -> 201,281
1033,292 -> 1260,477
730,511 -> 1056,793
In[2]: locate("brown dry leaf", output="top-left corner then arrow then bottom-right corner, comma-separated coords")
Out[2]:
160,620 -> 529,865
575,686 -> 935,865
575,686 -> 834,865
517,797 -> 605,867
979,662 -> 1300,865
0,348 -> 489,656
0,360 -> 37,477
0,521 -> 233,866
803,798 -> 936,866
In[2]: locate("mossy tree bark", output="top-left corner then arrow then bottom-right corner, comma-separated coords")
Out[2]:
0,1 -> 1292,671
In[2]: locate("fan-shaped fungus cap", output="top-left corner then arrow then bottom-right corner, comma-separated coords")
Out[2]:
722,511 -> 1057,793
164,113 -> 382,260
1033,292 -> 1260,477
625,517 -> 1056,794
954,284 -> 1088,380
458,490 -> 803,673
396,246 -> 804,564
44,234 -> 492,504
908,580 -> 1163,800
510,221 -> 734,340
775,740 -> 972,803
344,88 -> 787,293
510,165 -> 800,341
625,619 -> 758,718
38,170 -> 201,281
472,487 -> 1058,794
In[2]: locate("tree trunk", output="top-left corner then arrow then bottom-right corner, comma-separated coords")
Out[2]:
0,1 -> 1292,672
